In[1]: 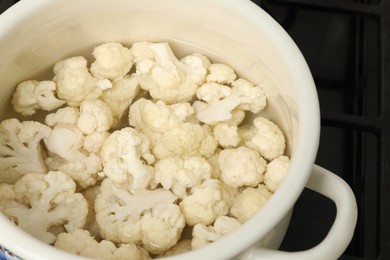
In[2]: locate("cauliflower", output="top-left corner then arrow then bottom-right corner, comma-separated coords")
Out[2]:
90,42 -> 134,81
77,99 -> 114,135
53,56 -> 102,107
129,98 -> 217,159
0,171 -> 88,244
54,229 -> 150,260
192,216 -> 241,249
45,107 -> 109,154
0,118 -> 51,183
132,42 -> 210,104
140,204 -> 186,254
45,106 -> 80,127
11,80 -> 65,116
95,178 -> 177,244
244,116 -> 286,161
230,185 -> 271,223
155,156 -> 212,199
99,127 -> 154,189
0,40 -> 293,258
213,123 -> 241,148
44,124 -> 103,189
264,155 -> 290,192
194,77 -> 266,125
179,179 -> 231,226
218,146 -> 267,188
206,63 -> 237,84
100,75 -> 140,123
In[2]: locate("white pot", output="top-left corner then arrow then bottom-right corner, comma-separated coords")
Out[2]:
0,0 -> 357,259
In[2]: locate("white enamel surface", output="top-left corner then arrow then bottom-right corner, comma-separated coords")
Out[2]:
0,0 -> 326,259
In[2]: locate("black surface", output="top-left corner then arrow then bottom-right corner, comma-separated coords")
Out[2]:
257,0 -> 390,259
1,0 -> 388,259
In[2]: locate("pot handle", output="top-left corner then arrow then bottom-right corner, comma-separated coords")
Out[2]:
241,164 -> 358,260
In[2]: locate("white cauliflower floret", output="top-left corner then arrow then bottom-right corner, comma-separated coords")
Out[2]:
83,131 -> 110,154
99,127 -> 154,189
179,179 -> 230,226
53,56 -> 102,107
12,80 -> 65,116
90,42 -> 133,81
264,155 -> 290,192
129,98 -> 217,159
77,99 -> 114,135
169,102 -> 195,122
155,156 -> 212,199
196,82 -> 232,103
244,116 -> 286,160
230,185 -> 271,223
231,78 -> 267,113
218,146 -> 266,188
192,216 -> 242,249
45,106 -> 80,127
206,63 -> 237,84
194,78 -> 266,125
54,229 -> 150,260
100,75 -> 140,123
0,118 -> 51,183
44,125 -> 103,189
0,171 -> 88,244
140,204 -> 185,255
95,178 -> 177,244
132,42 -> 210,104
213,123 -> 241,148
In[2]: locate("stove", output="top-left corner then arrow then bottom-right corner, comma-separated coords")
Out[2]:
0,0 -> 387,259
257,0 -> 390,259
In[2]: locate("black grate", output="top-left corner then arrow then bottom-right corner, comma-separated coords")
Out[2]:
257,0 -> 390,259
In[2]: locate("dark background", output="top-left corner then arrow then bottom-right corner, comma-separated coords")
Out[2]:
1,0 -> 389,259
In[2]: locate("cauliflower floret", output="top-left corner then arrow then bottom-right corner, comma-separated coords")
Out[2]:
53,56 -> 102,107
194,78 -> 266,125
231,78 -> 267,113
218,146 -> 266,188
264,155 -> 290,192
0,171 -> 88,244
100,75 -> 140,123
54,229 -> 150,260
44,125 -> 103,189
206,63 -> 237,84
140,204 -> 185,255
230,185 -> 271,223
192,216 -> 242,249
83,131 -> 110,154
244,116 -> 286,161
179,179 -> 230,226
11,80 -> 65,116
95,178 -> 177,244
196,82 -> 232,103
213,123 -> 241,148
207,149 -> 221,180
129,98 -> 217,159
0,118 -> 51,183
99,127 -> 154,189
45,106 -> 80,127
132,42 -> 210,104
90,42 -> 133,81
155,156 -> 212,199
77,99 -> 114,135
